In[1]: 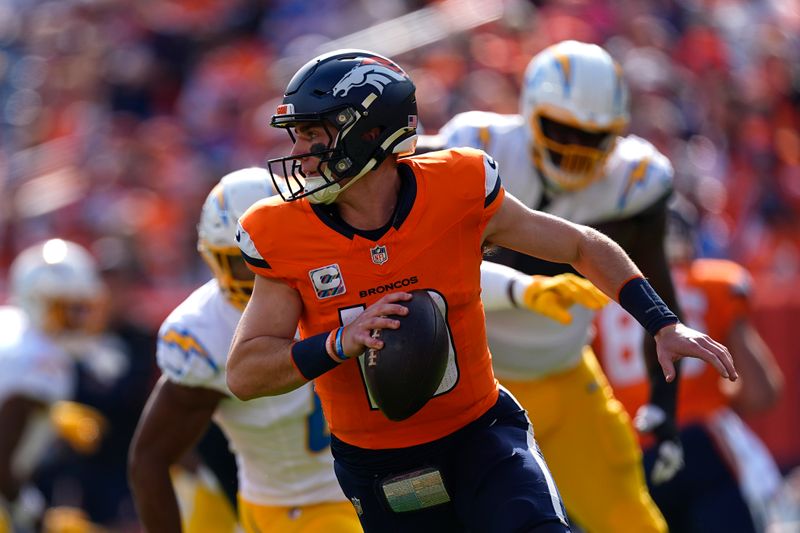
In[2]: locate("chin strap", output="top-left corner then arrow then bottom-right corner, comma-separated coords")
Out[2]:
307,157 -> 378,205
306,130 -> 416,205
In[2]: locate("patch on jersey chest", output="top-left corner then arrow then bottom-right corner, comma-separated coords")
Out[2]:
370,244 -> 388,265
309,264 -> 346,299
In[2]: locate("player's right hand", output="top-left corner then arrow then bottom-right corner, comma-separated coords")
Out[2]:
522,274 -> 609,324
340,292 -> 411,357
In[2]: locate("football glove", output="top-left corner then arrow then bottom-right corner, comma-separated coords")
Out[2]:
634,403 -> 685,485
49,401 -> 108,455
42,506 -> 98,533
522,274 -> 609,324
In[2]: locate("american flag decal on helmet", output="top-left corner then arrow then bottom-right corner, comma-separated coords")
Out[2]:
275,103 -> 295,115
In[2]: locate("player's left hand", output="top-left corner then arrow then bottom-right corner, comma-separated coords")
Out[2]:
522,274 -> 609,325
634,404 -> 685,485
653,323 -> 737,383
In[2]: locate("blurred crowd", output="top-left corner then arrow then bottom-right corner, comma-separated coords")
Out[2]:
1,0 -> 799,318
0,0 -> 798,531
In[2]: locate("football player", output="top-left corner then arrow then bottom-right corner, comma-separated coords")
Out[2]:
128,168 -> 360,533
228,48 -> 735,532
419,39 -> 686,532
593,196 -> 784,532
0,239 -> 108,532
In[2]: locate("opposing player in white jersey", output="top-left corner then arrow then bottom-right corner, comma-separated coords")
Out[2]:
128,168 -> 360,533
0,239 -> 108,532
421,40 -> 681,532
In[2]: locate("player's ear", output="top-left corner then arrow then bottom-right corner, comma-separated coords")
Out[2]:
361,127 -> 382,141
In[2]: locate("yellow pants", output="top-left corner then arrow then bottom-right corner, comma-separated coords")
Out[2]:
170,464 -> 236,533
239,496 -> 362,533
501,348 -> 667,533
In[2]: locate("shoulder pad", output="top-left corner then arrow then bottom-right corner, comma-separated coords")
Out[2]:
237,220 -> 269,271
156,288 -> 230,392
605,135 -> 673,218
438,111 -> 524,151
157,325 -> 222,388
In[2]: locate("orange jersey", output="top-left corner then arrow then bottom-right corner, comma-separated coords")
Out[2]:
594,259 -> 751,427
237,148 -> 503,449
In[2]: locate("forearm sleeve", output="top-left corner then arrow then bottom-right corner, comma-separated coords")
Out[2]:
480,261 -> 530,311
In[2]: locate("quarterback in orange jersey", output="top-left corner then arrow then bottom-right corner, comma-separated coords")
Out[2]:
594,198 -> 784,533
237,149 -> 500,450
227,49 -> 736,533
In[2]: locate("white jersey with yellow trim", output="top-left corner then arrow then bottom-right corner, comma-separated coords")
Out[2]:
0,306 -> 75,482
156,280 -> 345,507
438,111 -> 673,379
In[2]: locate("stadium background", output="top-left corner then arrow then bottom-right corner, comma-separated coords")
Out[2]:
0,0 -> 798,530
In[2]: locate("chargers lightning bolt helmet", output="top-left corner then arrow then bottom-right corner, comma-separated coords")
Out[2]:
9,239 -> 106,335
268,49 -> 418,204
197,167 -> 275,310
521,40 -> 630,191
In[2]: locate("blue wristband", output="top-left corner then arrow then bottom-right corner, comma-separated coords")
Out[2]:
334,326 -> 347,360
618,277 -> 679,337
291,331 -> 341,380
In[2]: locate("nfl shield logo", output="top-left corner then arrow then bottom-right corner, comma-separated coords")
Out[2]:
370,244 -> 388,265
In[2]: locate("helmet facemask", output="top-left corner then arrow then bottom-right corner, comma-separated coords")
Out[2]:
268,107 -> 364,204
199,245 -> 255,311
531,111 -> 621,191
39,294 -> 109,337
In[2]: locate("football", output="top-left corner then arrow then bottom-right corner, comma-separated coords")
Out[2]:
364,289 -> 450,422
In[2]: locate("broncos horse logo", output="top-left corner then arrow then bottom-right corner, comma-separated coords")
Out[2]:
332,62 -> 408,98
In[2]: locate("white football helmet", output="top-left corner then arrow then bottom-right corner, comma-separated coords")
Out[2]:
9,239 -> 106,335
520,40 -> 630,191
197,167 -> 275,310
